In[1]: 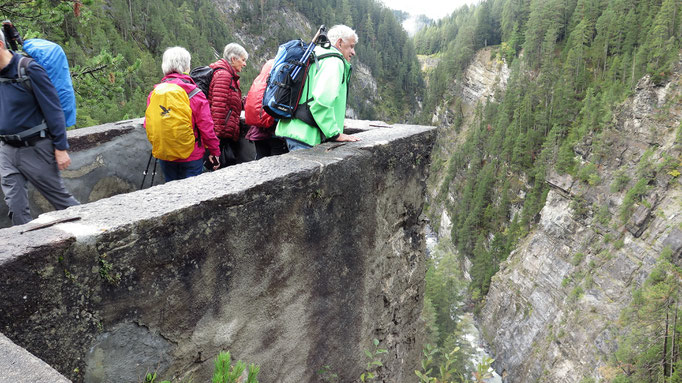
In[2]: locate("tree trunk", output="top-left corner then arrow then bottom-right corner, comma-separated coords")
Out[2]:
673,300 -> 679,377
664,309 -> 670,379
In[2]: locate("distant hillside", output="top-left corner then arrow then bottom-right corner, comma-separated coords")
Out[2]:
2,0 -> 423,127
419,0 -> 682,380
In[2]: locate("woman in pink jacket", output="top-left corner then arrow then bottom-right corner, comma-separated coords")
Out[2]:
146,46 -> 220,181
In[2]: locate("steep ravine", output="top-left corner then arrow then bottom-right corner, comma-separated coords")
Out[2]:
480,53 -> 682,382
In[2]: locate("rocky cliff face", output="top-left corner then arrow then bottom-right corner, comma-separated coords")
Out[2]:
480,53 -> 682,382
426,47 -> 510,238
429,47 -> 510,129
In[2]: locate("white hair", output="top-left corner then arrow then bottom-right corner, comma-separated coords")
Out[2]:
0,30 -> 6,50
223,43 -> 248,62
328,25 -> 358,45
161,46 -> 191,75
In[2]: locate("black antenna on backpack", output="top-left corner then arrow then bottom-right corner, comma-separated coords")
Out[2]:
316,25 -> 331,48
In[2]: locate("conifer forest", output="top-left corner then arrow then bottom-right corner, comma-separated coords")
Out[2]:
2,0 -> 682,381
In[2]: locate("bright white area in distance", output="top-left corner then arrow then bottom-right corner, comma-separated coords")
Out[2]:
380,0 -> 480,34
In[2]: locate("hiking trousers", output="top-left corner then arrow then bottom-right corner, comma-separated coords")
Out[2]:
0,138 -> 80,225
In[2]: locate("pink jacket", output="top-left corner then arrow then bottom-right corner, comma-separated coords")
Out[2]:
145,72 -> 220,162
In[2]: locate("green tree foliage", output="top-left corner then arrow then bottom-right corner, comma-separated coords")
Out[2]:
292,0 -> 423,121
3,0 -> 423,127
422,239 -> 474,375
610,249 -> 682,382
3,0 -> 237,127
423,0 -> 681,303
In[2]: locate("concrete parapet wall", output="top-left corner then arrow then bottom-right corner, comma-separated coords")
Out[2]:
0,122 -> 436,383
0,118 -> 155,228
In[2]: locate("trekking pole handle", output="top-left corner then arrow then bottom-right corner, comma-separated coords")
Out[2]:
312,25 -> 326,44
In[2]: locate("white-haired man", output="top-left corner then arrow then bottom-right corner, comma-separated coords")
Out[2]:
0,31 -> 79,225
275,24 -> 361,150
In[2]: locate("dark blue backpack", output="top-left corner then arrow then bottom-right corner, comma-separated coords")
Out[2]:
262,26 -> 335,120
262,39 -> 312,119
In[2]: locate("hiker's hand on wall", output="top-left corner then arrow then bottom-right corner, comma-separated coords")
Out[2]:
334,133 -> 360,142
54,149 -> 71,170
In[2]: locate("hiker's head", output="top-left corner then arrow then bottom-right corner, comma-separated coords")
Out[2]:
162,46 -> 191,75
329,25 -> 358,61
223,43 -> 248,73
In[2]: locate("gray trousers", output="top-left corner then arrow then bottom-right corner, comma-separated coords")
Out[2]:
0,138 -> 79,225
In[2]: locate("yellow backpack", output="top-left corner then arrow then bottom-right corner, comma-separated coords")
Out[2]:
145,80 -> 201,161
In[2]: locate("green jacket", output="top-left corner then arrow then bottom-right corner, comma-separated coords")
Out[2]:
275,45 -> 352,146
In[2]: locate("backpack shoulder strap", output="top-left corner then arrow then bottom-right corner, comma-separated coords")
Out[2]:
187,87 -> 201,99
161,77 -> 202,98
0,56 -> 33,92
312,52 -> 346,83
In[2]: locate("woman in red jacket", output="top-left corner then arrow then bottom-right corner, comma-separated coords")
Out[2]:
208,43 -> 248,167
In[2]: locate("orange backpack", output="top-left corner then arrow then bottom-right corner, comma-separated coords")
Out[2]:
244,59 -> 275,128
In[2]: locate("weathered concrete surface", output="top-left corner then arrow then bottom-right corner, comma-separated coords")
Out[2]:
0,118 -> 258,228
0,122 -> 435,383
0,333 -> 70,383
0,119 -> 156,228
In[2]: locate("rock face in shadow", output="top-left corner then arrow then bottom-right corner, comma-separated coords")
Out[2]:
0,123 -> 436,383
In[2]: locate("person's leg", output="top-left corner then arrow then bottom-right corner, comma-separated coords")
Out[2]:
179,158 -> 204,179
18,138 -> 79,211
269,137 -> 289,156
1,173 -> 31,225
227,140 -> 241,164
159,160 -> 180,182
0,144 -> 32,225
218,138 -> 237,167
254,140 -> 270,160
285,138 -> 312,151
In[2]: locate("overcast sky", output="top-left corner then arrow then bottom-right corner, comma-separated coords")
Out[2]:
381,0 -> 480,20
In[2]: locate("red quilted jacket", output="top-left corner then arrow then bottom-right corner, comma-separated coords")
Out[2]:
208,59 -> 242,141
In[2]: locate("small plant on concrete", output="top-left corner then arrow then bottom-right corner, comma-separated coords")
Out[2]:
98,253 -> 120,285
317,365 -> 339,382
143,372 -> 170,383
360,338 -> 388,382
212,351 -> 259,383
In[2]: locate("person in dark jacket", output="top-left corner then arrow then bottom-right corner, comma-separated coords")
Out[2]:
208,43 -> 248,167
0,32 -> 79,225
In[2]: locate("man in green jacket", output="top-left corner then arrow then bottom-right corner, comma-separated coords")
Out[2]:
275,24 -> 360,151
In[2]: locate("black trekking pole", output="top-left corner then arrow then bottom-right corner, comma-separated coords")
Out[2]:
150,157 -> 158,186
141,152 -> 153,189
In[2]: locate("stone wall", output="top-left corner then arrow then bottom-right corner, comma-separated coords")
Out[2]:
0,121 -> 435,383
0,118 -> 259,228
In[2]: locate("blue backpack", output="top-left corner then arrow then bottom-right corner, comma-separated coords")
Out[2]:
20,39 -> 77,127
